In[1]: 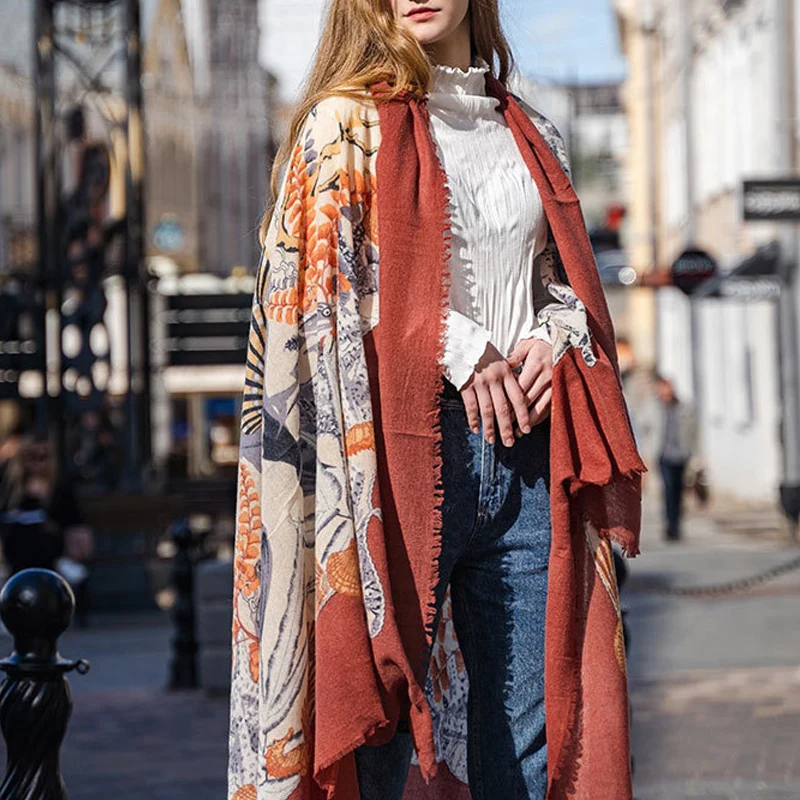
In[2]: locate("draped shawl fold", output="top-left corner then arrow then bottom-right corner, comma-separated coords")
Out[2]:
229,77 -> 645,800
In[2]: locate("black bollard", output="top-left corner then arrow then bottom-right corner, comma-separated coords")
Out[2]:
0,569 -> 89,800
168,518 -> 198,690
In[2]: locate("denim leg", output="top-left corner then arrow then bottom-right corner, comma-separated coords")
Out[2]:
451,425 -> 551,800
355,395 -> 550,799
355,398 -> 484,799
659,458 -> 676,536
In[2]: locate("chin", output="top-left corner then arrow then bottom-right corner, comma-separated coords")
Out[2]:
402,22 -> 450,46
414,32 -> 442,46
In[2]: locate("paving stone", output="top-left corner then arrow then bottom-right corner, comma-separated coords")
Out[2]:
60,689 -> 229,799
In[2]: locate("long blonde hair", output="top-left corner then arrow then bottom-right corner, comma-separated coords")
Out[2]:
260,0 -> 514,241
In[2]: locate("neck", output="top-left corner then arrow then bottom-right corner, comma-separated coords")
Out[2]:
425,17 -> 472,72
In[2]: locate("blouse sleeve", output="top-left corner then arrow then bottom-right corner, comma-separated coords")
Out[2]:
442,309 -> 492,390
533,235 -> 596,367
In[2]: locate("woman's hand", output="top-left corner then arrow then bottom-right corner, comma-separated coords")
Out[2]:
460,343 -> 532,447
507,338 -> 554,428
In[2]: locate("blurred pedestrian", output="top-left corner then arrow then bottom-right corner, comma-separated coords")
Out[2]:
654,375 -> 697,541
0,436 -> 65,575
0,403 -> 35,498
0,435 -> 93,625
0,422 -> 27,500
229,1 -> 644,799
67,408 -> 120,491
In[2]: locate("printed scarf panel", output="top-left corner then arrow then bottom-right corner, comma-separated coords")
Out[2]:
229,97 -> 387,800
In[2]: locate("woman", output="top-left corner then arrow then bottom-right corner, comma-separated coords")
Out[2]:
229,2 -> 645,799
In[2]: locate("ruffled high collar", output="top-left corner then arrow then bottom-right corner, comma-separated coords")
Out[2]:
428,59 -> 498,117
431,59 -> 490,97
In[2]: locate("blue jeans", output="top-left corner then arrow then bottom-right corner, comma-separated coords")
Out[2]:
356,383 -> 551,799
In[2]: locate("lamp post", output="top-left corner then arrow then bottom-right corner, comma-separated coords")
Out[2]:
33,0 -> 150,492
33,0 -> 60,451
121,0 -> 152,489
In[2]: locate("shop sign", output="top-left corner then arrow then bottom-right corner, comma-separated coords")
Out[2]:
743,179 -> 800,221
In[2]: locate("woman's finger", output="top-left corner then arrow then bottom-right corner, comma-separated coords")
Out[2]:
529,387 -> 553,425
460,385 -> 481,434
507,339 -> 533,370
525,368 -> 552,407
475,382 -> 496,444
489,380 -> 515,447
503,373 -> 531,435
518,353 -> 544,395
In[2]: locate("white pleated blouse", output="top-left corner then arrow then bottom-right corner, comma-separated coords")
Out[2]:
430,61 -> 555,389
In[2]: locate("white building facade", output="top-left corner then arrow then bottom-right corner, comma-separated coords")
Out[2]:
652,0 -> 790,502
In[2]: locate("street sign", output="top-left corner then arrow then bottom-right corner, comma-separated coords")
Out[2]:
671,247 -> 718,296
165,293 -> 252,367
743,179 -> 800,221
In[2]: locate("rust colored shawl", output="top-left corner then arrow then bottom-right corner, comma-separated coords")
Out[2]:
229,76 -> 645,800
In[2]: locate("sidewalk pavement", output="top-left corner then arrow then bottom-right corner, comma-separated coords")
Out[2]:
0,500 -> 796,799
629,494 -> 800,799
62,686 -> 228,799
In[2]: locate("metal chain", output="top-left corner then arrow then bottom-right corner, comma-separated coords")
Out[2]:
631,552 -> 800,598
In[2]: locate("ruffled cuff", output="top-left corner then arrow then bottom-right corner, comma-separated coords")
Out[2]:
537,299 -> 596,368
514,323 -> 552,350
442,310 -> 493,390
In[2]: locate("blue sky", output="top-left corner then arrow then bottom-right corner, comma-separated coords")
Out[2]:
501,0 -> 626,82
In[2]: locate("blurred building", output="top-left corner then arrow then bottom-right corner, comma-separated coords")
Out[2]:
516,78 -> 628,228
568,83 -> 628,229
259,0 -> 325,133
144,0 -> 276,480
198,0 -> 275,274
613,0 -> 662,377
145,0 -> 275,275
0,0 -> 277,482
143,0 -> 202,274
0,2 -> 35,277
0,0 -> 274,277
615,0 -> 791,502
